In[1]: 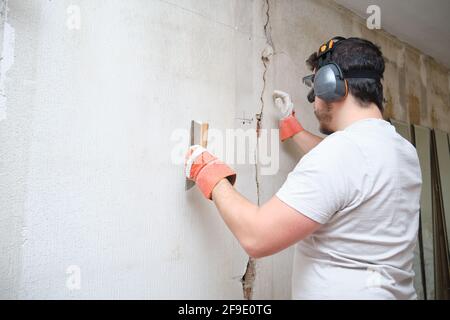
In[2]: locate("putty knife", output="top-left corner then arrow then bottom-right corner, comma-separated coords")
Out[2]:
185,120 -> 209,191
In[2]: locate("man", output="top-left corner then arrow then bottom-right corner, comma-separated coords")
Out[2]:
185,37 -> 422,299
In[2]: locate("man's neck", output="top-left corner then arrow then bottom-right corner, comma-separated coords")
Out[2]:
335,98 -> 383,131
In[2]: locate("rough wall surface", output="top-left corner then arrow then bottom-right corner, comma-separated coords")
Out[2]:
0,0 -> 266,299
0,0 -> 449,299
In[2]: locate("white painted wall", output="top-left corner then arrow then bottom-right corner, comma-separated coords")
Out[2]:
1,0 -> 449,300
0,0 -> 268,299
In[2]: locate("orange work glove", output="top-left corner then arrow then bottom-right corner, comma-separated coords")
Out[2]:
185,145 -> 236,200
273,90 -> 304,141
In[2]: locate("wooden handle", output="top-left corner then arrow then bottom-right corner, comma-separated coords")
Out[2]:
200,123 -> 209,148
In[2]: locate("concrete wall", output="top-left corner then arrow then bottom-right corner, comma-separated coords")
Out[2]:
1,0 -> 449,299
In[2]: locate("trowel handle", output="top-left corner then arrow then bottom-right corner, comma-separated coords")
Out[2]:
200,123 -> 209,148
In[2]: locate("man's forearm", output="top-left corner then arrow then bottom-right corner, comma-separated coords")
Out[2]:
292,130 -> 323,154
211,179 -> 259,252
210,177 -> 321,258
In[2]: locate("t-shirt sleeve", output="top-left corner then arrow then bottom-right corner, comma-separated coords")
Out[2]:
276,133 -> 363,224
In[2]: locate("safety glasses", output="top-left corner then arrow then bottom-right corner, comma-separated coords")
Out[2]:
302,74 -> 315,103
302,74 -> 315,88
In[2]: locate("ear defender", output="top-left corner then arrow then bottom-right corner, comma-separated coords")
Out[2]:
304,36 -> 349,104
313,62 -> 348,103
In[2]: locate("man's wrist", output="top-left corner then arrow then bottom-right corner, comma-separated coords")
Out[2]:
211,178 -> 231,201
279,112 -> 304,141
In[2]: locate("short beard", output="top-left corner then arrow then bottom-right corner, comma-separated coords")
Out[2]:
314,102 -> 334,135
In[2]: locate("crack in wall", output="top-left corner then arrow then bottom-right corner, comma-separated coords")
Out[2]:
256,0 -> 274,138
241,0 -> 273,300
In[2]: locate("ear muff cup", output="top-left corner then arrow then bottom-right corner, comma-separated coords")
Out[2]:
314,63 -> 348,103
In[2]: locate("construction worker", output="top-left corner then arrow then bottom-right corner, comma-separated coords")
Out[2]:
185,37 -> 422,299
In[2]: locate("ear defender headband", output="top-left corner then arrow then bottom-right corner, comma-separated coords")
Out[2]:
303,37 -> 381,103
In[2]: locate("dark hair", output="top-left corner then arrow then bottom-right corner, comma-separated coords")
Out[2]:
306,37 -> 385,112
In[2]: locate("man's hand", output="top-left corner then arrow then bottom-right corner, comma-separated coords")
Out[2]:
185,145 -> 236,200
273,90 -> 294,119
273,90 -> 304,141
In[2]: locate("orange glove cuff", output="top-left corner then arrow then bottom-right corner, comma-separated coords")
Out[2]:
196,160 -> 236,199
279,112 -> 304,141
186,148 -> 236,200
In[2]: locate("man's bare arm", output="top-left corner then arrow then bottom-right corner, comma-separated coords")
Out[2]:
291,130 -> 323,154
211,179 -> 321,258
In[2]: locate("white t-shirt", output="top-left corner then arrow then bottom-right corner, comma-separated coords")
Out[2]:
276,118 -> 422,300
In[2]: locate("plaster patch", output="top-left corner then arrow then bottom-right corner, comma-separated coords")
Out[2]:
448,72 -> 450,97
0,19 -> 15,122
351,16 -> 363,37
408,94 -> 420,125
419,55 -> 427,87
397,46 -> 405,69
